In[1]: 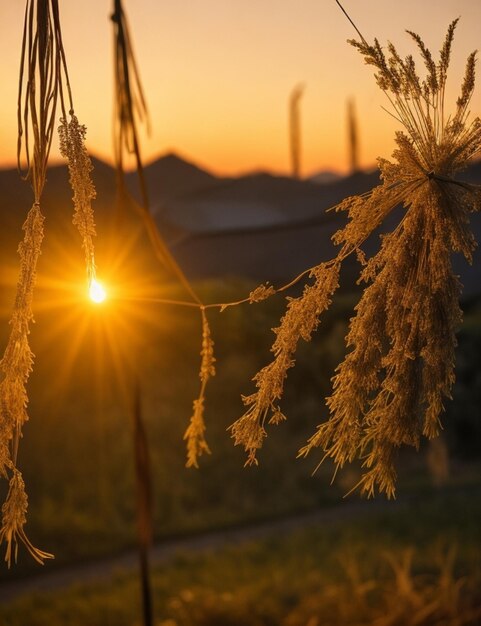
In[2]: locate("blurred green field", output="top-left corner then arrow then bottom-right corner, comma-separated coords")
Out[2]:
0,278 -> 352,574
2,485 -> 480,625
0,275 -> 479,583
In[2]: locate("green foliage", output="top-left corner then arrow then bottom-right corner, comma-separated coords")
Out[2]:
0,280 -> 353,576
0,280 -> 480,577
2,488 -> 480,625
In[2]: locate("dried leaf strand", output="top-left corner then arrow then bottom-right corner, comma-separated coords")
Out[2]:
184,309 -> 216,468
1,0 -> 98,565
59,115 -> 97,285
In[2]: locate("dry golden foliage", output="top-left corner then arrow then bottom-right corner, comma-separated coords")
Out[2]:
184,310 -> 216,468
111,1 -> 218,472
112,0 -> 150,209
0,470 -> 53,567
0,205 -> 46,571
0,0 -> 98,565
230,262 -> 340,466
248,283 -> 276,304
0,204 -> 44,477
59,115 -> 97,284
233,19 -> 481,497
184,398 -> 211,469
0,208 -> 50,567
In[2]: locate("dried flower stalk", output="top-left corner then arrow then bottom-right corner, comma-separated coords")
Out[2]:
231,262 -> 340,465
111,0 -> 217,468
0,0 -> 98,565
184,309 -> 216,468
232,18 -> 481,497
59,115 -> 97,285
0,470 -> 52,567
0,204 -> 44,474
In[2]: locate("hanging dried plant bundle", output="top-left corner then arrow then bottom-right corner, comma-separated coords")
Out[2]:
59,115 -> 97,285
111,0 -> 150,209
0,0 -> 98,566
232,19 -> 481,497
0,204 -> 44,462
184,309 -> 216,468
0,470 -> 52,566
230,262 -> 340,465
111,0 -> 216,469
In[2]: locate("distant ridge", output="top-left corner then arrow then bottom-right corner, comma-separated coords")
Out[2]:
127,151 -> 220,209
160,169 -> 380,234
1,154 -> 480,299
308,170 -> 343,185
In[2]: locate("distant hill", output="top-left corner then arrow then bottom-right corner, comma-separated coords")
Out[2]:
1,154 -> 480,301
159,169 -> 380,234
126,152 -> 220,210
308,170 -> 343,185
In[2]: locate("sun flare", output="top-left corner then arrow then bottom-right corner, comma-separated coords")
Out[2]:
89,279 -> 107,303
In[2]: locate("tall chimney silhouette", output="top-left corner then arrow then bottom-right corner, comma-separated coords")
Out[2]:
347,97 -> 359,174
289,83 -> 305,179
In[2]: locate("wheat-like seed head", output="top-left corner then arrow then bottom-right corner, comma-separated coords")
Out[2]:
184,397 -> 211,469
248,283 -> 276,304
59,115 -> 97,285
230,262 -> 340,465
0,204 -> 44,478
0,470 -> 53,568
302,21 -> 481,498
232,19 -> 481,497
183,310 -> 216,468
0,0 -> 100,565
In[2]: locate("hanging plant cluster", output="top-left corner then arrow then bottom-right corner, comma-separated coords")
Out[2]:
0,0 -> 99,566
230,18 -> 481,498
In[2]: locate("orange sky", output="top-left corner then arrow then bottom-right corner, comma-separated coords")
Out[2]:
0,0 -> 480,177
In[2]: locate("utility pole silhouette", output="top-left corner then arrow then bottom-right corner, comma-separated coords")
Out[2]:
289,84 -> 305,179
347,97 -> 360,174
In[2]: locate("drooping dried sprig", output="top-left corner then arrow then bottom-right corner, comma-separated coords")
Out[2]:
0,470 -> 53,567
111,0 -> 150,210
184,309 -> 216,468
301,19 -> 481,498
58,115 -> 97,285
111,0 -> 206,304
0,0 -> 98,565
0,204 -> 44,480
111,0 -> 217,469
232,16 -> 481,497
230,262 -> 340,465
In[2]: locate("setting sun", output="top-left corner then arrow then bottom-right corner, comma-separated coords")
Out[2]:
89,279 -> 107,304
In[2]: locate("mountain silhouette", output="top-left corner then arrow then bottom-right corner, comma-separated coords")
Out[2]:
126,151 -> 219,209
1,153 -> 480,300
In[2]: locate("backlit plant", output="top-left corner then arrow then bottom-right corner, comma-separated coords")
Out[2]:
231,15 -> 481,498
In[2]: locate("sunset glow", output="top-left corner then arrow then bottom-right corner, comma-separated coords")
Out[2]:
89,279 -> 107,304
1,1 -> 480,176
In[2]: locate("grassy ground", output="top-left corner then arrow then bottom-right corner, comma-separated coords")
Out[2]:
0,280 -> 480,582
0,280 -> 356,576
1,485 -> 480,625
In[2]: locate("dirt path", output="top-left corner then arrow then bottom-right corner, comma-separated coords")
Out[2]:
0,497 -> 404,604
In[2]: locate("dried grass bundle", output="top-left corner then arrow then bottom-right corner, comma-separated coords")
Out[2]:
184,309 -> 216,468
231,17 -> 481,497
0,0 -> 99,565
59,115 -> 97,284
230,262 -> 340,466
111,0 -> 216,469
